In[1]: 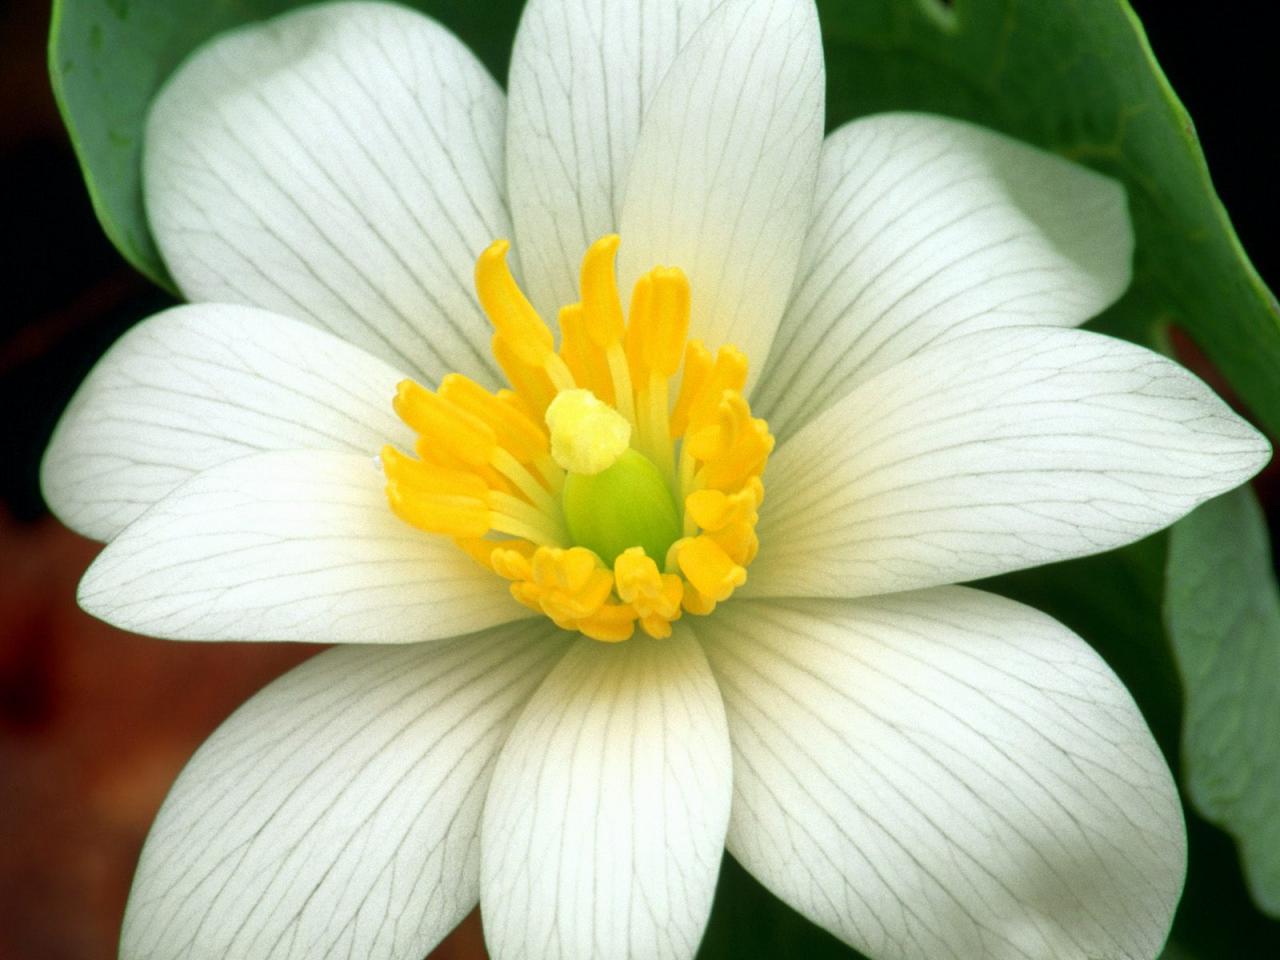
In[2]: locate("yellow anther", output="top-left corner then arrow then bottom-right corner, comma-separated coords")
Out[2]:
685,391 -> 751,462
495,545 -> 616,628
497,388 -> 537,421
493,333 -> 557,417
559,303 -> 615,404
670,340 -> 712,438
626,267 -> 691,379
675,535 -> 747,603
476,240 -> 556,366
576,603 -> 639,643
708,520 -> 759,567
545,388 -> 632,475
394,381 -> 495,467
684,346 -> 749,436
614,547 -> 683,619
680,580 -> 719,616
580,234 -> 626,347
530,544 -> 594,589
490,545 -> 534,582
381,445 -> 491,538
685,478 -> 764,532
698,418 -> 773,492
439,374 -> 549,464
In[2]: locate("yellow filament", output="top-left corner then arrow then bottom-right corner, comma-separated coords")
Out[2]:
383,234 -> 773,643
490,448 -> 559,515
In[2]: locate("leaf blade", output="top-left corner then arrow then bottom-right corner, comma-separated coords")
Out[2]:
1166,487 -> 1280,918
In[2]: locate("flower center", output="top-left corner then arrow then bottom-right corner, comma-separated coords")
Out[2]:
381,235 -> 773,642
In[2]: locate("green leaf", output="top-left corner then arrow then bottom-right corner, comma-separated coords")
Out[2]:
48,0 -> 526,290
1166,487 -> 1280,917
815,0 -> 1280,434
1159,940 -> 1200,960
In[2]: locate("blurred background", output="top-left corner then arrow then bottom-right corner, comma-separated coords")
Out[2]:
1,1 -> 1277,958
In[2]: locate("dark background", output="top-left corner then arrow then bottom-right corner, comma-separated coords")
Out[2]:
1,1 -> 1276,958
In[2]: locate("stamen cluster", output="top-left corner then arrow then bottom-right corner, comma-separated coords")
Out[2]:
382,236 -> 773,641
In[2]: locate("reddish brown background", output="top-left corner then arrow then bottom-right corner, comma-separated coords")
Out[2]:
1,1 -> 1276,958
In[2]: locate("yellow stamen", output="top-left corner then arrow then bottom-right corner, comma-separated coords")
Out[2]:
671,341 -> 713,438
381,445 -> 491,538
675,535 -> 748,603
477,240 -> 576,392
559,304 -> 615,405
438,374 -> 550,465
394,381 -> 494,467
685,478 -> 764,531
687,392 -> 774,491
578,236 -> 635,427
575,603 -> 639,643
624,267 -> 690,480
383,235 -> 774,643
684,345 -> 749,436
614,547 -> 683,639
581,235 -> 626,347
492,334 -> 557,418
626,267 -> 690,378
493,544 -> 634,640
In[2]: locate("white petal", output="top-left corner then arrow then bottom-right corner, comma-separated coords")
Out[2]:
701,590 -> 1185,960
753,113 -> 1133,440
78,450 -> 522,643
617,0 -> 825,380
41,304 -> 410,543
505,0 -> 719,318
145,1 -> 509,384
122,622 -> 571,960
749,327 -> 1270,599
481,629 -> 731,960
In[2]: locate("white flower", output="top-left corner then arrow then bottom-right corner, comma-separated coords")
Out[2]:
40,0 -> 1270,958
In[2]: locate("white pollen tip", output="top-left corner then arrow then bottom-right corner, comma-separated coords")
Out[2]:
545,388 -> 631,475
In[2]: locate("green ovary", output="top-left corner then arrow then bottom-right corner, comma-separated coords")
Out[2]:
561,448 -> 682,566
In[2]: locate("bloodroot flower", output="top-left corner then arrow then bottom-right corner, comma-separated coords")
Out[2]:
42,1 -> 1269,958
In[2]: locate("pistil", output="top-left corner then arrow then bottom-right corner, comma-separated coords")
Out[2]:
382,234 -> 773,641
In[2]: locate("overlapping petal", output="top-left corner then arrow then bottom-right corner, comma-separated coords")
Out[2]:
616,0 -> 825,377
69,5 -> 1249,960
506,0 -> 718,318
481,628 -> 732,960
701,590 -> 1185,960
145,1 -> 509,385
754,113 -> 1133,440
749,326 -> 1269,599
78,450 -> 523,643
121,623 -> 570,960
41,304 -> 409,543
